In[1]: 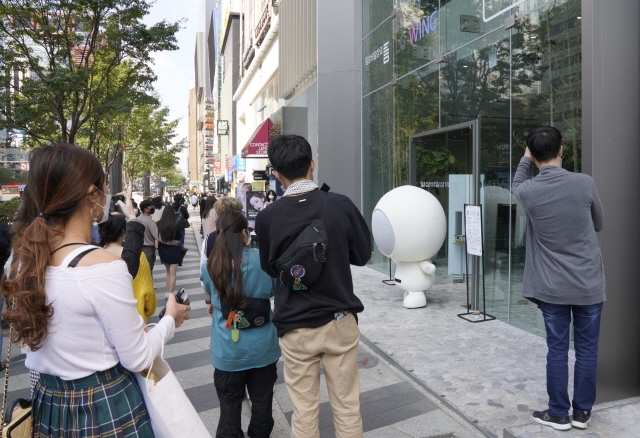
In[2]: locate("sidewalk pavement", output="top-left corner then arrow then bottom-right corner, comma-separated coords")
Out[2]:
189,214 -> 487,437
3,212 -> 637,437
0,217 -> 487,438
352,265 -> 640,438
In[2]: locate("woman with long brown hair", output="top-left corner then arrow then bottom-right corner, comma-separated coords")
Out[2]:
1,144 -> 190,437
200,210 -> 280,438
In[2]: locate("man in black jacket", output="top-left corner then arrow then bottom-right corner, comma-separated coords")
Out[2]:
255,135 -> 371,438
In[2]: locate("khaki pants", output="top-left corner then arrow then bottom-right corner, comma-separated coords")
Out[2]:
279,313 -> 363,438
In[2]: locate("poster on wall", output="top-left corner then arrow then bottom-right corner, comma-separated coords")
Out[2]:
246,191 -> 267,229
252,181 -> 265,192
237,182 -> 252,214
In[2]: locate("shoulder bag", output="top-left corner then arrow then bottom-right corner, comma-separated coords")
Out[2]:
274,189 -> 329,291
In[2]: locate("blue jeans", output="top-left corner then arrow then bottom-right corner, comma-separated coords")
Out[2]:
178,229 -> 185,246
539,301 -> 603,417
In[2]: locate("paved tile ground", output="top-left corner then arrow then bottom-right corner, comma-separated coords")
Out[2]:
3,212 -> 640,438
0,215 -> 486,438
352,264 -> 640,438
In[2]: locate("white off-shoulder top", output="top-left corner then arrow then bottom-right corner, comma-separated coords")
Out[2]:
25,245 -> 175,381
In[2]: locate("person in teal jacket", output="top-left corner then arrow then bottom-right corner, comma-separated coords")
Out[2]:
201,210 -> 281,438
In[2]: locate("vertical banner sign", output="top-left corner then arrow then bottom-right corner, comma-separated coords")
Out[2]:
465,205 -> 483,256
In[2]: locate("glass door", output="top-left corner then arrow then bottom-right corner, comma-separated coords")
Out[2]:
410,121 -> 479,302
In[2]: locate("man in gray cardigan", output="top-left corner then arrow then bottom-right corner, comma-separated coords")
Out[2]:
512,126 -> 605,431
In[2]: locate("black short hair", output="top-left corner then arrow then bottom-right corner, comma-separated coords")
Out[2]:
152,196 -> 163,209
140,199 -> 153,211
527,126 -> 562,163
268,135 -> 312,181
98,213 -> 127,246
174,193 -> 183,203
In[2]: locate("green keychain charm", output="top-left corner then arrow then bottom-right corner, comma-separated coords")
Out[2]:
232,316 -> 239,342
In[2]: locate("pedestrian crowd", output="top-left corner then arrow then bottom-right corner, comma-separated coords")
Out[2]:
0,127 -> 605,437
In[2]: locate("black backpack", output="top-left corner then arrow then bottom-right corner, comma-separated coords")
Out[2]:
274,187 -> 329,291
174,206 -> 190,229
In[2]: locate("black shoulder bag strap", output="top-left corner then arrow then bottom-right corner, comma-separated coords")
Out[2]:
315,190 -> 328,220
68,248 -> 99,268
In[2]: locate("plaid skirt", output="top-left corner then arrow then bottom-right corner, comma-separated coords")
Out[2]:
32,363 -> 154,438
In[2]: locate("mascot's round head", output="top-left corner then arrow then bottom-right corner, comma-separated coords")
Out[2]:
372,185 -> 446,262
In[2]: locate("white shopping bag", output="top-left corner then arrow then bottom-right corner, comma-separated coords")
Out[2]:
135,328 -> 211,438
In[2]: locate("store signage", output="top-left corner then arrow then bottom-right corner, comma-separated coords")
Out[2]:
214,161 -> 222,170
217,120 -> 229,135
213,153 -> 221,161
227,170 -> 233,181
220,2 -> 230,50
253,170 -> 267,181
408,10 -> 438,45
255,3 -> 271,41
237,155 -> 246,171
420,181 -> 449,188
365,41 -> 390,66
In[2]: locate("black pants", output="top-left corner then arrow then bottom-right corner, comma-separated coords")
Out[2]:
213,362 -> 278,438
142,246 -> 156,277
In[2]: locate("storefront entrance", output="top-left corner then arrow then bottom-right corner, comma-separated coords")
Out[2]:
409,121 -> 480,305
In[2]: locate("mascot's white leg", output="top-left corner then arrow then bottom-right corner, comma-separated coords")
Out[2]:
403,291 -> 426,309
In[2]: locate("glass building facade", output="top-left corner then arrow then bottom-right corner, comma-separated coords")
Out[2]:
362,0 -> 582,336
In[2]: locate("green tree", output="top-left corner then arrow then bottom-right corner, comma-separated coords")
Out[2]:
0,0 -> 181,147
0,168 -> 27,184
0,197 -> 21,223
120,104 -> 184,195
159,167 -> 187,189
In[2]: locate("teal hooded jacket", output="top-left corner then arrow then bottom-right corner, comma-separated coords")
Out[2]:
200,248 -> 281,372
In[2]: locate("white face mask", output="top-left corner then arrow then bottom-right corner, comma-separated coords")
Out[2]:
93,189 -> 111,226
269,195 -> 275,200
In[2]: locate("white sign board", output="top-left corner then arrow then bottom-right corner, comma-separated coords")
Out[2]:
465,205 -> 483,256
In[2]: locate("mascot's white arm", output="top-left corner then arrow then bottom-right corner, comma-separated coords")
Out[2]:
418,260 -> 436,275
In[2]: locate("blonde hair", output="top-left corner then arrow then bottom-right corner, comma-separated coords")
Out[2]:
213,197 -> 243,215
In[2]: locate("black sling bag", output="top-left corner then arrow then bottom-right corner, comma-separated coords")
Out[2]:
274,186 -> 329,291
220,297 -> 271,330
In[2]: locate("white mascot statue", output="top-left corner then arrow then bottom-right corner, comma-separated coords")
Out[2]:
372,185 -> 447,309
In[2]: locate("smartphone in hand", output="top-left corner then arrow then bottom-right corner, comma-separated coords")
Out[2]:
110,195 -> 126,213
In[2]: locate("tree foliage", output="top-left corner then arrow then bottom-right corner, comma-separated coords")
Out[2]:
0,0 -> 181,147
0,196 -> 21,223
120,104 -> 184,195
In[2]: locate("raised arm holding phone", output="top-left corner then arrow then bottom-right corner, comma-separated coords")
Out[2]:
512,127 -> 605,432
1,143 -> 190,436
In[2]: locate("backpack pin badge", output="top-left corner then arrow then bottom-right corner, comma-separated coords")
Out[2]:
232,316 -> 239,342
291,265 -> 307,290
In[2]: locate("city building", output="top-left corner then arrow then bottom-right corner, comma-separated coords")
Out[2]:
361,0 -> 640,402
202,0 -> 640,403
188,80 -> 199,189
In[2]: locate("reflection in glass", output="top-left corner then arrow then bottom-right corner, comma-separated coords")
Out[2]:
363,86 -> 395,271
361,0 -> 582,337
412,128 -> 473,286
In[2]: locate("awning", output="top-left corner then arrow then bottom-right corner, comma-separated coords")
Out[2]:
241,119 -> 272,158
